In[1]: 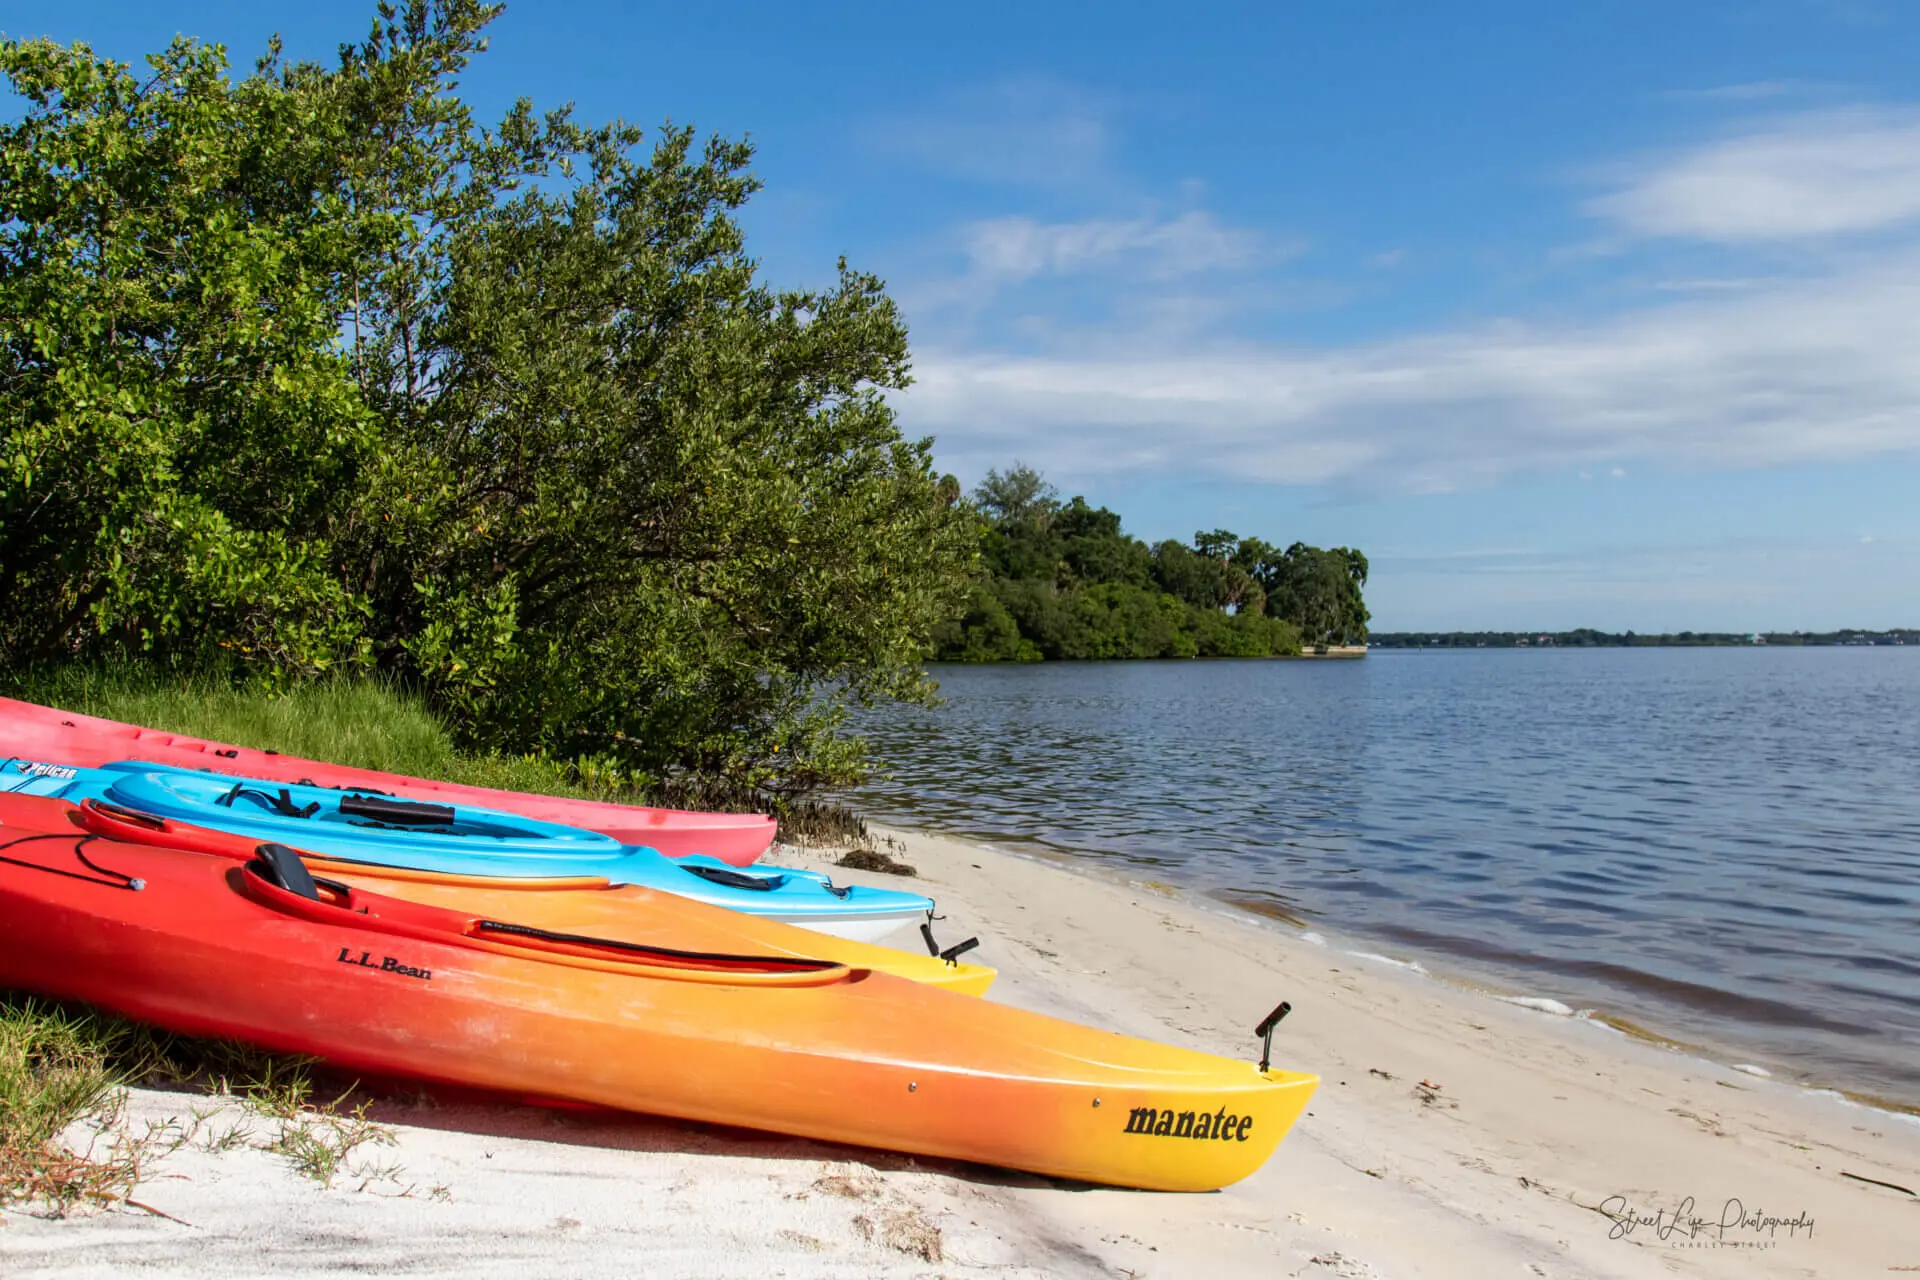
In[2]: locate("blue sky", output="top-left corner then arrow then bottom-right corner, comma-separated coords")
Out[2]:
9,1 -> 1920,629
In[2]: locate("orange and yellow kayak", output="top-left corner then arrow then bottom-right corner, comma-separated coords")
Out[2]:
0,793 -> 992,996
0,816 -> 1317,1190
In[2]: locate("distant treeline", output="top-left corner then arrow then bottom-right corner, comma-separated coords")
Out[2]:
931,465 -> 1369,662
1372,629 -> 1920,648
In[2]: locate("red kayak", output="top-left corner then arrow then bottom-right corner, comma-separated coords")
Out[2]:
0,697 -> 774,865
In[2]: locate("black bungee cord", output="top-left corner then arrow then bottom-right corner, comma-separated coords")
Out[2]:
0,831 -> 146,891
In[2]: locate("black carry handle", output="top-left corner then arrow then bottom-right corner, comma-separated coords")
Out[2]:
1254,1000 -> 1292,1073
939,936 -> 980,966
682,863 -> 780,892
338,793 -> 457,826
920,921 -> 981,966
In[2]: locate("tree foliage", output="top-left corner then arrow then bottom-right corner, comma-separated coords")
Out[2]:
930,466 -> 1369,661
0,3 -> 977,796
0,33 -> 377,675
971,461 -> 1059,527
1232,538 -> 1370,646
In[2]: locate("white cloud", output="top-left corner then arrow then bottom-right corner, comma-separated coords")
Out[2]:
867,77 -> 1113,187
1659,81 -> 1803,103
1650,277 -> 1768,292
902,257 -> 1920,492
896,209 -> 1294,342
890,100 -> 1920,501
1591,107 -> 1920,241
962,211 -> 1266,282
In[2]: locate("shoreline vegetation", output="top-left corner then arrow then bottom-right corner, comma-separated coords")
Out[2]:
930,464 -> 1370,663
1373,628 -> 1920,647
0,5 -> 1372,809
0,2 -> 981,805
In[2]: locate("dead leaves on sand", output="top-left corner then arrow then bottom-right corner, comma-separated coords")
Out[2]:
1356,1066 -> 1459,1114
799,1161 -> 945,1263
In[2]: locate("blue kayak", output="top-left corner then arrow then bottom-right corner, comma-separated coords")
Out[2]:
0,759 -> 933,943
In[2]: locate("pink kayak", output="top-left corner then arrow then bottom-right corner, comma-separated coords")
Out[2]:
0,697 -> 775,866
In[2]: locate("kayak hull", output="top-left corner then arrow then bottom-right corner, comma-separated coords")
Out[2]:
0,696 -> 775,864
759,905 -> 930,944
0,827 -> 1317,1191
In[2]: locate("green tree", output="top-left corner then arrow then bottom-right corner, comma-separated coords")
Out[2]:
1,2 -> 978,797
972,461 -> 1059,526
929,584 -> 1040,662
1255,542 -> 1370,644
1150,540 -> 1224,608
932,463 -> 1350,661
0,33 -> 378,674
1055,497 -> 1151,588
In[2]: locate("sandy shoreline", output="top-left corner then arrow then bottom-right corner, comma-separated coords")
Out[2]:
5,824 -> 1918,1277
996,831 -> 1919,1115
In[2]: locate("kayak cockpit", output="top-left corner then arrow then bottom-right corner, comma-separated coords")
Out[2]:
239,844 -> 857,987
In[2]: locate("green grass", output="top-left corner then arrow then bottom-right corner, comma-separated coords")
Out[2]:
0,993 -> 421,1214
0,998 -> 185,1216
0,1004 -> 104,1142
0,1001 -> 125,1185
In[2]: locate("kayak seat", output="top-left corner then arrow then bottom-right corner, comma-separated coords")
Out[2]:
248,842 -> 322,901
231,855 -> 856,986
470,919 -> 844,974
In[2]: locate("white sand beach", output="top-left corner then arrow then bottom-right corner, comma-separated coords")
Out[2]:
4,824 -> 1916,1278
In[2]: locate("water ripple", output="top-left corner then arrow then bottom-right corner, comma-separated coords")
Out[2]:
852,648 -> 1920,1105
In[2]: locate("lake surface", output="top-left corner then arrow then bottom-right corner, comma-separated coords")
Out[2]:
851,649 -> 1920,1106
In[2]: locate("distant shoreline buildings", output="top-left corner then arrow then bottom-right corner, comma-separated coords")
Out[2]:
1369,629 -> 1918,649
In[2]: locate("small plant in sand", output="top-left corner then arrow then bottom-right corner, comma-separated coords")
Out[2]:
234,1064 -> 398,1189
0,999 -> 171,1219
769,798 -> 919,876
0,992 -> 416,1217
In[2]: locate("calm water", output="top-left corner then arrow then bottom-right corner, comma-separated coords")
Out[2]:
852,649 -> 1920,1105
